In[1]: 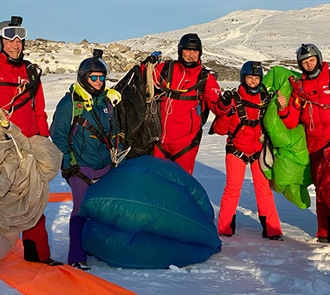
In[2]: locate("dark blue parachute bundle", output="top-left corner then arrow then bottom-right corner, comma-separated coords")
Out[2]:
79,155 -> 221,269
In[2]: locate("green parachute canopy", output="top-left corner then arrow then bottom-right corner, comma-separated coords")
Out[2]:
261,66 -> 312,209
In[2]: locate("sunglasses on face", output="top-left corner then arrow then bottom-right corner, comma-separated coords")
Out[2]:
89,75 -> 106,82
0,26 -> 27,41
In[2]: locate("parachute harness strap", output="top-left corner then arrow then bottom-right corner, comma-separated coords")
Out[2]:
1,82 -> 28,118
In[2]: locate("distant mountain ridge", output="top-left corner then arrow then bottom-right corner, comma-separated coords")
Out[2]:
24,4 -> 330,80
117,4 -> 330,65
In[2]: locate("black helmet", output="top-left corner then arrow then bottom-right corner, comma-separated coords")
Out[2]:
77,49 -> 109,96
0,16 -> 26,63
296,43 -> 323,79
178,33 -> 202,68
240,61 -> 263,94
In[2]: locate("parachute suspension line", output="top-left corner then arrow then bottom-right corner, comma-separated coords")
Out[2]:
149,96 -> 158,115
7,132 -> 24,162
0,111 -> 21,159
110,135 -> 131,168
0,115 -> 24,162
307,101 -> 315,131
109,105 -> 131,167
145,61 -> 163,115
145,62 -> 155,103
1,82 -> 28,119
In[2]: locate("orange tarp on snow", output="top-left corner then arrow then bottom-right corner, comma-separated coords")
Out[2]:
0,240 -> 136,295
0,193 -> 136,295
48,192 -> 72,202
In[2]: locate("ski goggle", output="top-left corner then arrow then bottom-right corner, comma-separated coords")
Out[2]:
0,26 -> 27,41
89,75 -> 106,82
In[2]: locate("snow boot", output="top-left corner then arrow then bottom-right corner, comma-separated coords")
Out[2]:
72,261 -> 91,271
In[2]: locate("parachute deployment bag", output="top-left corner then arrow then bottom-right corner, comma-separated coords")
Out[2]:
112,64 -> 162,158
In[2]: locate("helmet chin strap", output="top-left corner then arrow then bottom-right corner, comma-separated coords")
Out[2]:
303,64 -> 322,79
6,53 -> 24,64
299,55 -> 323,79
179,57 -> 199,68
243,82 -> 260,95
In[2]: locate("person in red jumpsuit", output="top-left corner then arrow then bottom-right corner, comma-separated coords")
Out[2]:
211,61 -> 283,240
0,16 -> 62,265
147,33 -> 222,175
277,43 -> 330,243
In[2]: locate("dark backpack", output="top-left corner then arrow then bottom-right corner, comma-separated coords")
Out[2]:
112,64 -> 162,158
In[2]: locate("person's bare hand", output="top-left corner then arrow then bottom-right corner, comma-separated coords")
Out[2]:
277,90 -> 287,111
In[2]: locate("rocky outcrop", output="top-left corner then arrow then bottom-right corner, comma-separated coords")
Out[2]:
24,39 -> 151,75
23,39 -> 242,80
23,39 -> 298,81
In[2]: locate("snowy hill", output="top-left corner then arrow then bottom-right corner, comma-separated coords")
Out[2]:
24,4 -> 330,77
116,4 -> 330,68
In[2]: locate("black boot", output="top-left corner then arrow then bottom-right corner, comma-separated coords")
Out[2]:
259,216 -> 283,241
230,214 -> 236,235
23,239 -> 40,262
41,258 -> 64,266
23,239 -> 63,266
259,216 -> 268,238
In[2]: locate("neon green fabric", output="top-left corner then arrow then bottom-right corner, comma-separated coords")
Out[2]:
262,66 -> 312,209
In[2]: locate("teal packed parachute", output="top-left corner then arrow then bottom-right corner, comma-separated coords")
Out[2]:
261,66 -> 312,209
78,155 -> 221,269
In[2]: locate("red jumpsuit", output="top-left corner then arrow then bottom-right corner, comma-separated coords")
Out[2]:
212,85 -> 282,237
278,62 -> 330,239
152,60 -> 221,174
0,52 -> 51,262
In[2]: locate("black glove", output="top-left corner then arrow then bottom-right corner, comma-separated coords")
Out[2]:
61,167 -> 73,180
142,51 -> 162,64
221,90 -> 234,106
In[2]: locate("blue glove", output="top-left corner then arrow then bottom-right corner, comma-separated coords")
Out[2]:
151,51 -> 162,57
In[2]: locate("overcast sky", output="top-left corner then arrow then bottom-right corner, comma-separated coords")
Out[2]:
2,0 -> 329,43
